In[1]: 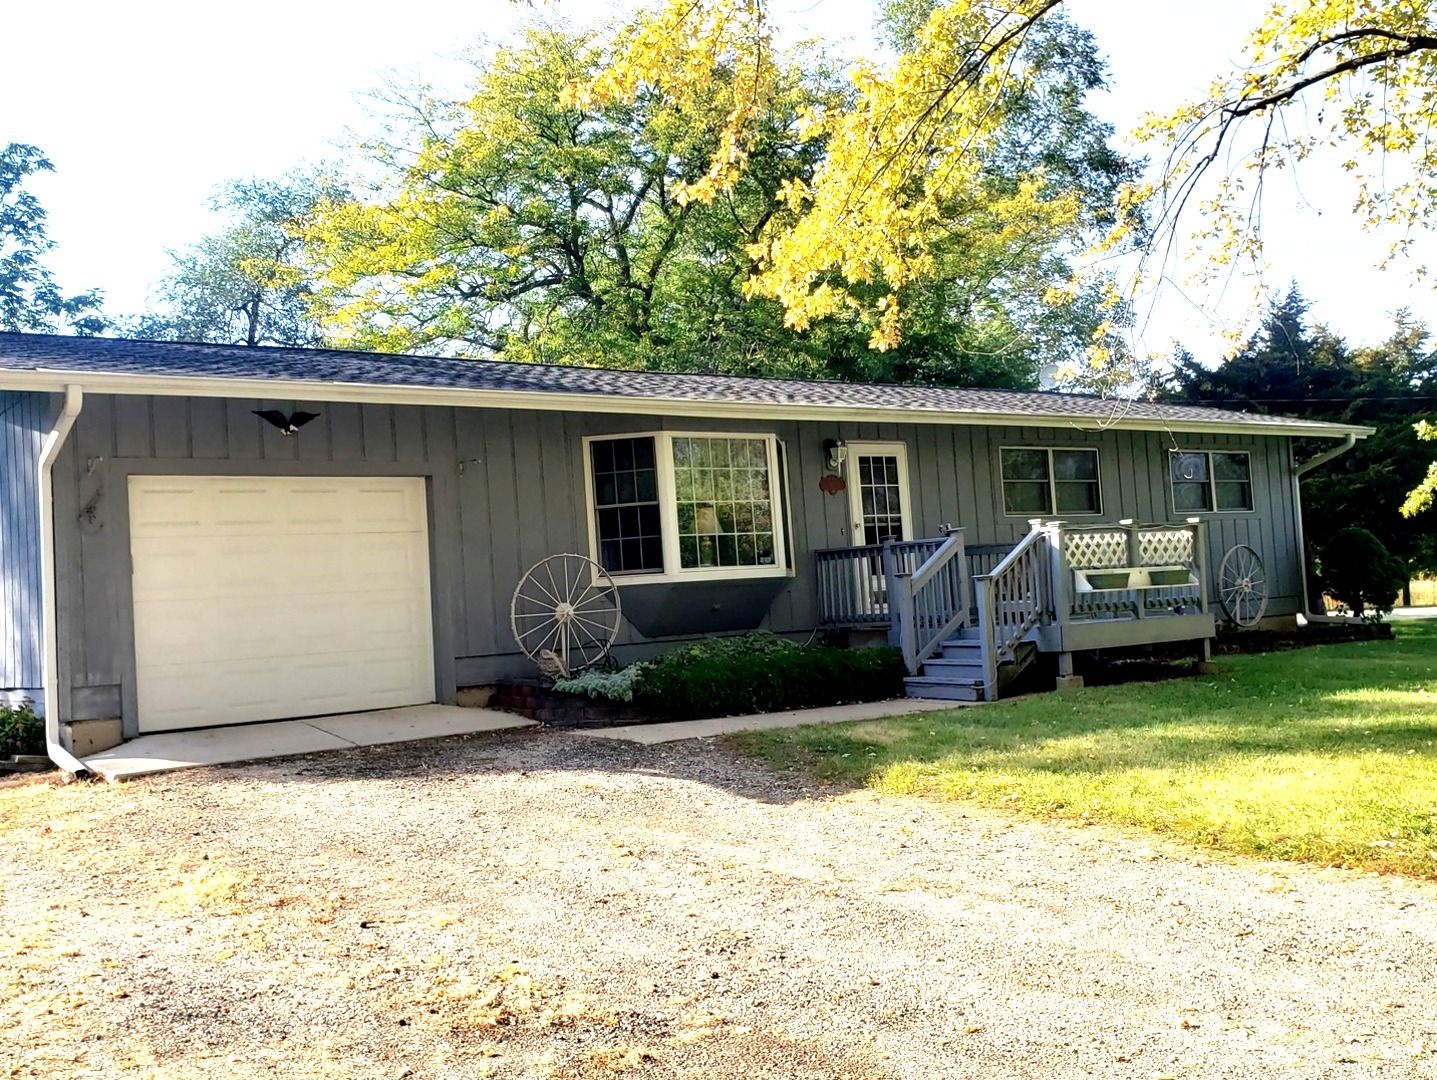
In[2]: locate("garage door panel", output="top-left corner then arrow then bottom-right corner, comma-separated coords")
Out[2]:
135,590 -> 432,661
130,476 -> 436,732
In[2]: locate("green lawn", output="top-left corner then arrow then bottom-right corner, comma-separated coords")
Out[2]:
733,620 -> 1437,877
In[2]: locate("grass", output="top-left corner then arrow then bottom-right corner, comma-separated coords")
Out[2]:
734,620 -> 1437,877
1406,577 -> 1437,606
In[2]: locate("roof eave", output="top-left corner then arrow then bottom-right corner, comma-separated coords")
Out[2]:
0,368 -> 1376,440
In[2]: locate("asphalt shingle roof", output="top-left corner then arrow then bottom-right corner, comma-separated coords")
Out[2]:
0,332 -> 1368,437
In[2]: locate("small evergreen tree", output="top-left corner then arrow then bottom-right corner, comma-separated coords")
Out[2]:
1319,527 -> 1407,618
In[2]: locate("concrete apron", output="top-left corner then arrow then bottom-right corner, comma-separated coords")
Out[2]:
83,705 -> 536,782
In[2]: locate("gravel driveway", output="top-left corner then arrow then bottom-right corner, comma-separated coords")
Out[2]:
4,729 -> 1435,1079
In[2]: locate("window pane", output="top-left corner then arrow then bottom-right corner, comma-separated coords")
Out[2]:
1215,481 -> 1253,511
756,533 -> 776,565
1001,448 -> 1049,482
671,436 -> 780,570
1003,481 -> 1051,515
1213,452 -> 1250,481
1053,449 -> 1097,481
591,437 -> 663,574
1173,481 -> 1211,513
1055,482 -> 1099,514
1170,452 -> 1209,483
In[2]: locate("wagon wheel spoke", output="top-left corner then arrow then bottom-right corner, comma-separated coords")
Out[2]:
516,620 -> 559,642
572,612 -> 617,638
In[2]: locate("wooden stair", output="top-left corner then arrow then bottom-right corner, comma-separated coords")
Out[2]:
903,628 -> 1037,702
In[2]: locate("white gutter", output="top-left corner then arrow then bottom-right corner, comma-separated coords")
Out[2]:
38,385 -> 87,776
0,367 -> 1377,442
1291,432 -> 1360,615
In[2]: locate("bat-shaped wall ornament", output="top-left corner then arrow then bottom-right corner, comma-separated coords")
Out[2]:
253,410 -> 321,436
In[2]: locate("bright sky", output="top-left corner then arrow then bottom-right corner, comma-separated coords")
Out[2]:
4,0 -> 1432,361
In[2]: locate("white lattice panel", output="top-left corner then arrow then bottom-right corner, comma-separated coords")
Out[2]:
1064,530 -> 1128,570
1139,529 -> 1194,567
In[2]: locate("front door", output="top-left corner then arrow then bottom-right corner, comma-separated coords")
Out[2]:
846,442 -> 913,545
844,442 -> 913,615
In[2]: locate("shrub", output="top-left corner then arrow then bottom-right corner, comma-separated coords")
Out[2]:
1319,527 -> 1407,619
0,702 -> 43,758
553,663 -> 651,702
630,633 -> 906,721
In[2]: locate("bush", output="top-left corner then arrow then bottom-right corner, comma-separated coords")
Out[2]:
630,633 -> 906,721
553,663 -> 651,702
1319,527 -> 1407,619
0,702 -> 43,758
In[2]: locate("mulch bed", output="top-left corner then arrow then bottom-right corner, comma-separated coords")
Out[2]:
1214,620 -> 1393,655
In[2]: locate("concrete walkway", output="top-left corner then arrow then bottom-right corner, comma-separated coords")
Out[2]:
1390,606 -> 1437,620
576,696 -> 961,745
83,704 -> 535,782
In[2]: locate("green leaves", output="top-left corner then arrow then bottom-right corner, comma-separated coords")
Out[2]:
0,143 -> 106,335
132,172 -> 344,347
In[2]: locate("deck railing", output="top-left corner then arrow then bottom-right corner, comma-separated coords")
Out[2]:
1057,520 -> 1207,622
974,525 -> 1052,699
964,543 -> 1014,619
893,528 -> 970,672
814,537 -> 947,627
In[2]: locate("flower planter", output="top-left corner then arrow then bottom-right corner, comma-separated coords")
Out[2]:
1147,568 -> 1193,587
1084,571 -> 1132,591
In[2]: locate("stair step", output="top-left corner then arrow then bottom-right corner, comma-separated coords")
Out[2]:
904,677 -> 984,702
921,658 -> 985,678
939,640 -> 983,660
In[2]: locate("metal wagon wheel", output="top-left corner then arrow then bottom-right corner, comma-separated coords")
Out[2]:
510,554 -> 622,679
1217,544 -> 1268,628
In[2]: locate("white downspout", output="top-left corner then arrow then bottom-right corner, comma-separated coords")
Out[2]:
1292,432 -> 1360,616
39,385 -> 87,775
1295,432 -> 1357,479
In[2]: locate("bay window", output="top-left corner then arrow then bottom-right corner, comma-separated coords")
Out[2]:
586,432 -> 789,580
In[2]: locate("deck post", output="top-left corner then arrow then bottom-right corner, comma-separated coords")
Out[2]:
1123,519 -> 1145,619
1055,650 -> 1083,691
881,541 -> 900,644
976,576 -> 998,700
1190,517 -> 1210,615
1195,636 -> 1217,674
1047,521 -> 1071,629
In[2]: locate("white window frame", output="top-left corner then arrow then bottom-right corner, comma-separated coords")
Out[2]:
843,441 -> 914,545
1168,449 -> 1255,515
581,431 -> 792,584
998,446 -> 1103,518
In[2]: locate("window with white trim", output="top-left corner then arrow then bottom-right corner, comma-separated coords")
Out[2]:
586,433 -> 788,580
590,437 -> 664,573
1000,447 -> 1101,515
1170,450 -> 1253,512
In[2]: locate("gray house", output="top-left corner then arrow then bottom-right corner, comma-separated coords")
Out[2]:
0,333 -> 1369,764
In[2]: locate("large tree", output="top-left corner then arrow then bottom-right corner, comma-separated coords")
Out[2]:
308,14 -> 1131,387
132,173 -> 341,347
567,0 -> 1437,386
0,143 -> 106,334
1165,287 -> 1437,577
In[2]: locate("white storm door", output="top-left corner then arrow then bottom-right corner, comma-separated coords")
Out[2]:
843,442 -> 914,616
129,476 -> 436,732
846,443 -> 913,545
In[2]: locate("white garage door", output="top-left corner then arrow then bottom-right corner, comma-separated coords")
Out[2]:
129,476 -> 436,732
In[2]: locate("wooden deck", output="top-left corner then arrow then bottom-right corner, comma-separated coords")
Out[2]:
816,519 -> 1216,700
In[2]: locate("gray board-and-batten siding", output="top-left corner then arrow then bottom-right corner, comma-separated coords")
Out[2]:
0,391 -> 45,708
24,392 -> 1306,731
